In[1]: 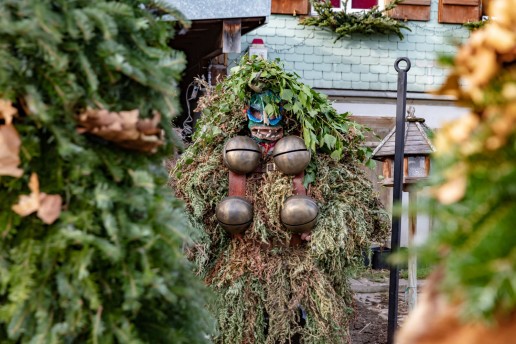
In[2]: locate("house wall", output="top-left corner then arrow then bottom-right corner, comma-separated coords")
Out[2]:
230,0 -> 470,93
228,0 -> 472,248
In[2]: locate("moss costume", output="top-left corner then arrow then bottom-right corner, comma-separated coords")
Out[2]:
173,56 -> 389,343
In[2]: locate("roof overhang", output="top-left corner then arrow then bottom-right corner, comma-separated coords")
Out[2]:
167,0 -> 271,21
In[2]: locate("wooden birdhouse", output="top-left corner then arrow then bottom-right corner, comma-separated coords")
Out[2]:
371,108 -> 435,187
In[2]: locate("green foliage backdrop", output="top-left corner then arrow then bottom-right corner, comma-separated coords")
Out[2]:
0,0 -> 211,342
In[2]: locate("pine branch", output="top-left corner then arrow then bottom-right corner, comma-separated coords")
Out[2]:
301,0 -> 410,41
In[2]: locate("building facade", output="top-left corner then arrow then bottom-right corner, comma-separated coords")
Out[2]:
229,0 -> 482,246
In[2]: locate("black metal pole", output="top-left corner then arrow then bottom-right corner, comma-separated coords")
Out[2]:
387,57 -> 411,344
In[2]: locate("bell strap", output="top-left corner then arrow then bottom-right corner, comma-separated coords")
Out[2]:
290,171 -> 307,247
292,172 -> 306,196
229,171 -> 246,197
228,171 -> 247,240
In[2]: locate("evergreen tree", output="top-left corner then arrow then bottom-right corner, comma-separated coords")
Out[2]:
0,0 -> 212,342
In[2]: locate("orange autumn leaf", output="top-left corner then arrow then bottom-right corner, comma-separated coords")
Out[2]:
0,124 -> 23,177
11,173 -> 62,224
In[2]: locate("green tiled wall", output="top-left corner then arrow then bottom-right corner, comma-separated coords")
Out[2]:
230,0 -> 470,93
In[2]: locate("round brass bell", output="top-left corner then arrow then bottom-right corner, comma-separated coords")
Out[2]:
280,195 -> 318,233
216,196 -> 253,234
223,136 -> 261,174
272,136 -> 311,175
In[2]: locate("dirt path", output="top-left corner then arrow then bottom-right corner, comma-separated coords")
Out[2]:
350,276 -> 423,344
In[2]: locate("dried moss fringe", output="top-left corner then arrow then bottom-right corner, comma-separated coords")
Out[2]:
172,73 -> 389,344
174,140 -> 389,343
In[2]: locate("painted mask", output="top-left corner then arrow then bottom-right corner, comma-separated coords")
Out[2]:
247,92 -> 284,142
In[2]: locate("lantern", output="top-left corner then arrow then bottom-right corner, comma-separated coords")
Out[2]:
371,109 -> 435,187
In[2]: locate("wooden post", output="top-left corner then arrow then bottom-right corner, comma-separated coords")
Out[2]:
408,189 -> 418,312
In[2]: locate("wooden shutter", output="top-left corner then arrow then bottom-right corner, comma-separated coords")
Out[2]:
388,0 -> 432,21
271,0 -> 310,15
438,0 -> 481,23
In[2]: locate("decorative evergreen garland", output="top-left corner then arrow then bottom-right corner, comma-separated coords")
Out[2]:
301,0 -> 410,41
0,1 -> 212,342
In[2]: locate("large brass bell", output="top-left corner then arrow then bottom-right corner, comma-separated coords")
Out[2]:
272,136 -> 311,175
216,196 -> 253,234
223,136 -> 261,174
280,195 -> 318,233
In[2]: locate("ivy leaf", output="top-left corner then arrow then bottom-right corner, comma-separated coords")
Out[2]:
330,149 -> 342,161
292,101 -> 302,114
323,134 -> 337,149
365,158 -> 376,169
303,171 -> 316,188
280,88 -> 293,102
303,120 -> 315,131
299,92 -> 308,107
302,127 -> 311,148
265,103 -> 275,116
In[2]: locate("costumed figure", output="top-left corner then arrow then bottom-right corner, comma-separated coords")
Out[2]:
173,56 -> 389,343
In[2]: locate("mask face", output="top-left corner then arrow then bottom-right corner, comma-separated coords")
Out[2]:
247,92 -> 284,142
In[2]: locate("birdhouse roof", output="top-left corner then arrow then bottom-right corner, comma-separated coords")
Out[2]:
371,115 -> 435,160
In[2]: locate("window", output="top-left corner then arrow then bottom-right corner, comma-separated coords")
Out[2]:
328,0 -> 384,12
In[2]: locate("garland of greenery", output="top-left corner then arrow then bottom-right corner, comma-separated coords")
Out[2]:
462,20 -> 489,31
173,55 -> 390,343
301,0 -> 410,41
0,1 -> 212,342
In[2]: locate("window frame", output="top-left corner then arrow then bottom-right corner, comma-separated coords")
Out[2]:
317,0 -> 386,13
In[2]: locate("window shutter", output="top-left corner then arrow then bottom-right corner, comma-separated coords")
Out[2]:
387,0 -> 432,21
438,0 -> 481,23
271,0 -> 310,15
330,0 -> 341,7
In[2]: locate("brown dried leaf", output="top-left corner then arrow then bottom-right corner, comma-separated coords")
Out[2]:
37,193 -> 62,224
11,173 -> 62,224
76,108 -> 164,153
12,173 -> 40,216
0,99 -> 18,125
0,124 -> 23,177
136,112 -> 161,135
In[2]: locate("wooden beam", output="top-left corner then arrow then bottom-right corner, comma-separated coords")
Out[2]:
408,190 -> 418,312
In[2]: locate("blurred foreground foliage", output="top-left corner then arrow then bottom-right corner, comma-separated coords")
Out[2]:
0,0 -> 212,342
421,0 -> 516,322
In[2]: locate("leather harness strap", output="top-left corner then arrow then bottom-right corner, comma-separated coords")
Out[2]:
228,171 -> 247,197
228,171 -> 247,240
290,171 -> 307,247
292,172 -> 306,196
228,162 -> 308,244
